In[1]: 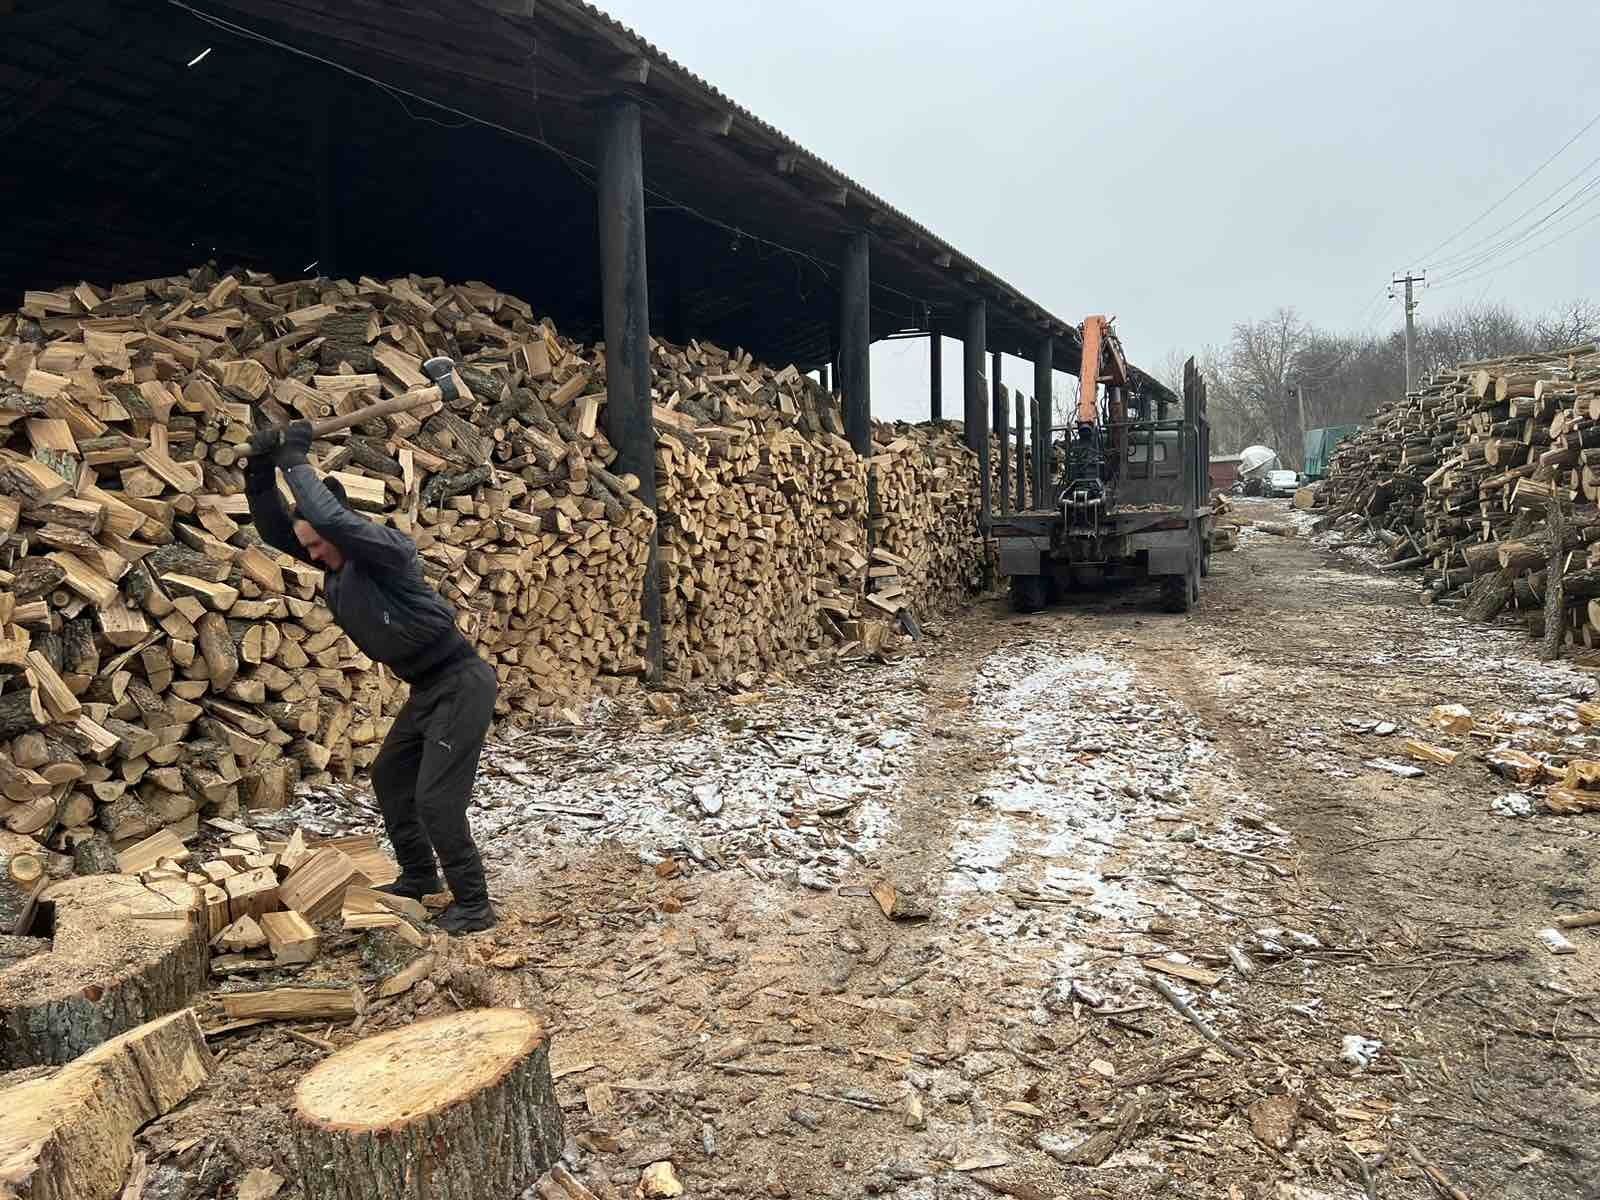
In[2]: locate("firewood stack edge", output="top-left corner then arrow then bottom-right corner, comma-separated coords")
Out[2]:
0,266 -> 986,861
1319,341 -> 1600,650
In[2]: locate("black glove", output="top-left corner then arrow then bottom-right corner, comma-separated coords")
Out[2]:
245,427 -> 281,462
278,420 -> 314,469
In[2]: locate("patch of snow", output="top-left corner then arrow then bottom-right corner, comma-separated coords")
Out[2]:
1340,1033 -> 1383,1069
1492,792 -> 1534,818
263,657 -> 930,910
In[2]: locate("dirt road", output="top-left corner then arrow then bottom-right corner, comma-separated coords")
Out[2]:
169,501 -> 1600,1199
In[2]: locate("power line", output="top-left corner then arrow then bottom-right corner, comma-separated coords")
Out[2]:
1424,146 -> 1600,273
1430,174 -> 1600,284
1431,204 -> 1600,291
1343,284 -> 1389,332
1411,103 -> 1600,266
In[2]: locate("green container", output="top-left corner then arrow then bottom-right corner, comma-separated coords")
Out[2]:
1303,424 -> 1360,480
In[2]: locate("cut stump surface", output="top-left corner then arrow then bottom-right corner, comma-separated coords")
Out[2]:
0,875 -> 207,1067
292,1008 -> 563,1200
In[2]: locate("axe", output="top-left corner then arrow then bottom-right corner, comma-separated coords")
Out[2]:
246,355 -> 458,457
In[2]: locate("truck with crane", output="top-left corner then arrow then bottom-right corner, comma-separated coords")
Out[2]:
992,318 -> 1212,613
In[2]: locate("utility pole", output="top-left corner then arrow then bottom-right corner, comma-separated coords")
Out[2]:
1296,384 -> 1307,467
1390,271 -> 1425,394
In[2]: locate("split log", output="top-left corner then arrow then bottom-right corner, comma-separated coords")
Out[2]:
260,909 -> 320,964
0,1008 -> 213,1200
0,690 -> 48,741
291,1009 -> 564,1200
219,984 -> 362,1022
278,847 -> 363,921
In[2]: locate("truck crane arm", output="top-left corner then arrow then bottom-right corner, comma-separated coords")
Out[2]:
1075,315 -> 1129,426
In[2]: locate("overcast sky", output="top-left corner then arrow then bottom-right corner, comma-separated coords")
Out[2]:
598,0 -> 1600,423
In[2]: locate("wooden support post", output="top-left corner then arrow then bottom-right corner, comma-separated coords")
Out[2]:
818,363 -> 831,394
598,97 -> 662,682
965,300 -> 988,533
929,321 -> 943,422
1034,335 -> 1053,508
839,232 -> 872,457
1015,391 -> 1027,511
1032,396 -> 1045,508
993,351 -> 1009,517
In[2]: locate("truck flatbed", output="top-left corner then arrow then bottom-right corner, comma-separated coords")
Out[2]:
993,503 -> 1211,532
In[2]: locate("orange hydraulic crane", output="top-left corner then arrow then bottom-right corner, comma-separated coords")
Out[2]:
1074,315 -> 1130,426
1062,314 -> 1132,505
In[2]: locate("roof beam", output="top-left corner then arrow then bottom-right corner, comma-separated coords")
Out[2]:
611,56 -> 649,86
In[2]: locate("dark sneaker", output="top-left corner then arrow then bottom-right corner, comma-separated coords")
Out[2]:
434,901 -> 497,934
379,874 -> 442,902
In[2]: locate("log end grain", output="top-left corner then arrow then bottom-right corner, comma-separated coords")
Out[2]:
0,875 -> 208,1068
293,1008 -> 563,1200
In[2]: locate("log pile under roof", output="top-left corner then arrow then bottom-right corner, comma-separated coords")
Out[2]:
0,265 -> 986,859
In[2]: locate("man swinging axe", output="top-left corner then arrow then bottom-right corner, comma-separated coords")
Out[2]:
244,356 -> 498,933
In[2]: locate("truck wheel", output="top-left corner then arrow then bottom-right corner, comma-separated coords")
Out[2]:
1010,574 -> 1047,613
1160,576 -> 1191,614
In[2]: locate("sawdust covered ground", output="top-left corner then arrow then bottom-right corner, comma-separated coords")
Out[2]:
141,498 -> 1599,1200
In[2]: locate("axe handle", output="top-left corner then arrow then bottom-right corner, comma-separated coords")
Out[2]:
308,384 -> 444,438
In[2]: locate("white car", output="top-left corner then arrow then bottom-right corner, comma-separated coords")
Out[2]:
1265,469 -> 1300,498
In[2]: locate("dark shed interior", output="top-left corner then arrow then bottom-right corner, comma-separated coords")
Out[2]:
2,0 -> 1175,397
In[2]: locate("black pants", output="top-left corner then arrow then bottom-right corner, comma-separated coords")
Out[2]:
372,655 -> 497,907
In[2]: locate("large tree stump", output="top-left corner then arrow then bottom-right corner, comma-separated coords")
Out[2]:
0,875 -> 207,1067
292,1009 -> 563,1200
0,1008 -> 213,1200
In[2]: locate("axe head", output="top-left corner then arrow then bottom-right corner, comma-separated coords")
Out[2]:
423,355 -> 459,403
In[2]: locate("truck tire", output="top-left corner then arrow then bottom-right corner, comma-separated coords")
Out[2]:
1160,575 -> 1190,614
1010,574 -> 1047,613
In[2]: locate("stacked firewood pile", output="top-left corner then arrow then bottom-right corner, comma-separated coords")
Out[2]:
872,424 -> 984,618
1324,343 -> 1600,641
0,268 -> 661,859
0,266 -> 985,860
650,345 -> 868,687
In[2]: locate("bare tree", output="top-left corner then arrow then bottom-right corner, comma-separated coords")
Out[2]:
1416,302 -> 1532,373
1157,347 -> 1189,400
1173,297 -> 1596,460
1211,308 -> 1307,463
1052,377 -> 1080,431
1534,299 -> 1600,351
